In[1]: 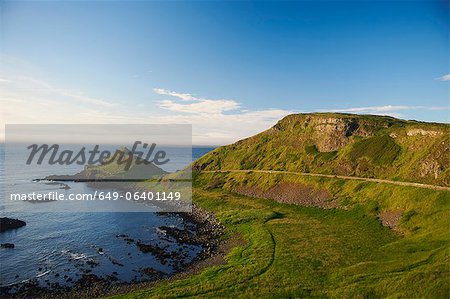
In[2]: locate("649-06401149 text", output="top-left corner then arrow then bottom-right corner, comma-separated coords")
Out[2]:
9,191 -> 182,201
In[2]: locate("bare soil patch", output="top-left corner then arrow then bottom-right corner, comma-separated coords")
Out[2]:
378,210 -> 403,231
234,182 -> 339,209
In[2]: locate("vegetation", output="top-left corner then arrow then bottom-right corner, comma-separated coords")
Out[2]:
194,113 -> 450,186
111,113 -> 449,298
349,135 -> 401,166
113,171 -> 449,298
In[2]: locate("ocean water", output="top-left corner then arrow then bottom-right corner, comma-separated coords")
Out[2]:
0,145 -> 215,289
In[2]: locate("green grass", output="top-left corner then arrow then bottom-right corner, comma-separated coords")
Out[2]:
305,145 -> 319,155
111,172 -> 450,298
349,135 -> 401,166
194,113 -> 450,186
107,113 -> 449,298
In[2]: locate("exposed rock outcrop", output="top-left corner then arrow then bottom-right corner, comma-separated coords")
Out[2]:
419,159 -> 444,179
1,243 -> 15,248
378,210 -> 403,231
406,129 -> 443,137
0,218 -> 26,233
193,113 -> 450,186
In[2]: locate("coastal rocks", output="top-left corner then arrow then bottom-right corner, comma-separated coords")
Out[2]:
158,226 -> 198,244
0,217 -> 26,232
60,184 -> 71,190
179,204 -> 226,259
1,204 -> 226,298
74,274 -> 103,288
85,259 -> 99,267
108,256 -> 124,267
136,242 -> 175,260
140,267 -> 166,280
116,234 -> 134,244
156,204 -> 225,263
44,181 -> 71,190
1,243 -> 15,248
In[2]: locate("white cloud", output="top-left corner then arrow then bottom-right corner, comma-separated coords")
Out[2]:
323,105 -> 448,115
155,87 -> 242,114
152,88 -> 292,143
0,76 -> 292,145
153,88 -> 198,101
151,108 -> 291,145
160,99 -> 240,114
436,74 -> 450,81
2,73 -> 447,145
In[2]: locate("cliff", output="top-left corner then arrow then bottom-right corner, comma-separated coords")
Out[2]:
194,113 -> 450,186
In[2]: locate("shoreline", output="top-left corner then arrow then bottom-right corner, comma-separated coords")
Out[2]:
0,203 -> 229,299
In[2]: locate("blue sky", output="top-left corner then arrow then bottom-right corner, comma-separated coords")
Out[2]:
0,0 -> 448,145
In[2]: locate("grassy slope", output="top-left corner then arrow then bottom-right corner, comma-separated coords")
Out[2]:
112,113 -> 449,298
113,172 -> 449,298
194,113 -> 450,186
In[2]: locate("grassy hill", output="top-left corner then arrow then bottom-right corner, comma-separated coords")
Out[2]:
114,173 -> 449,298
194,113 -> 450,186
113,113 -> 449,298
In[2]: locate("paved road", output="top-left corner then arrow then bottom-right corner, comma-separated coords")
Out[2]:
202,169 -> 450,191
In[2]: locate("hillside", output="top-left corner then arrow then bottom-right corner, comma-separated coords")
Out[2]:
115,173 -> 449,298
194,113 -> 450,186
114,113 -> 449,298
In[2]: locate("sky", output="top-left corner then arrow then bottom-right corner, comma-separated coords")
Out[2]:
0,0 -> 449,145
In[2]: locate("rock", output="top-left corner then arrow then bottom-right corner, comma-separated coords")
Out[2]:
407,129 -> 443,137
86,259 -> 99,267
108,257 -> 124,267
74,274 -> 102,288
60,184 -> 71,190
140,267 -> 165,279
420,158 -> 443,179
158,226 -> 198,244
1,243 -> 15,248
378,210 -> 403,232
0,217 -> 26,233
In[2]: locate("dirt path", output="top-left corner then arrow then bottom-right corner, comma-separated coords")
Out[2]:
202,170 -> 450,191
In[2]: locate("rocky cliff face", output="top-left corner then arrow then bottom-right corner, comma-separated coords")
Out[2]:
270,113 -> 397,151
304,116 -> 373,151
194,113 -> 450,186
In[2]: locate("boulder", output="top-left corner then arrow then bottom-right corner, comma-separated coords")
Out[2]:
0,218 -> 26,233
1,243 -> 15,248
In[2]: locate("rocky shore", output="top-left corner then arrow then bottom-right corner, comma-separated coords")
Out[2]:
0,204 -> 226,299
0,218 -> 26,233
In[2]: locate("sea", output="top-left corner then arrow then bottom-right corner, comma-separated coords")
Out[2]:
0,144 -> 215,290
